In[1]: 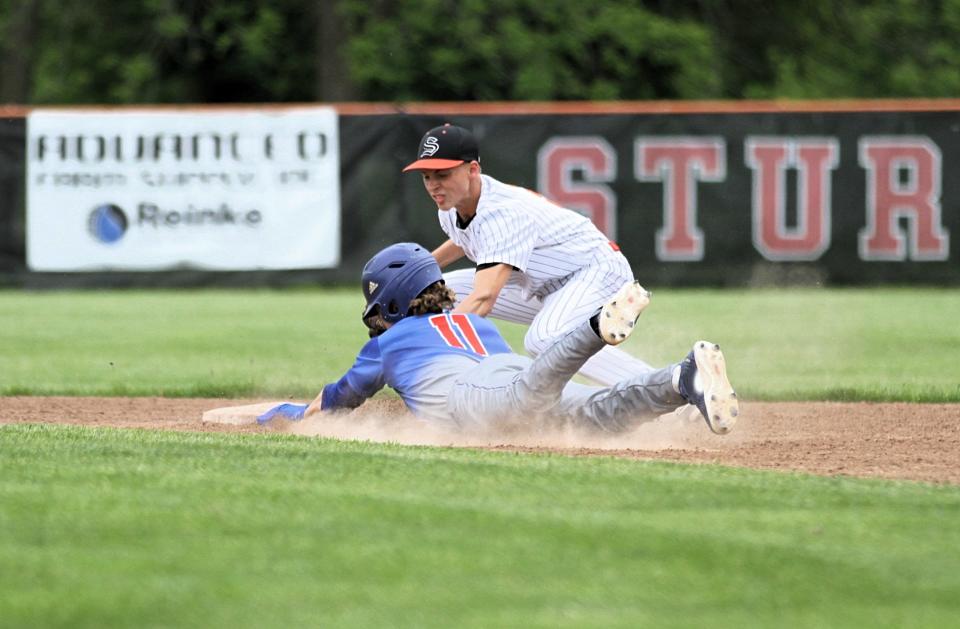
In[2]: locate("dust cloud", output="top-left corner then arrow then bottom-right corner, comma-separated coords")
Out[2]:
283,398 -> 734,452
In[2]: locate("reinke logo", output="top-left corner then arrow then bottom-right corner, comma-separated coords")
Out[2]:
420,136 -> 440,158
88,204 -> 129,244
85,201 -> 262,244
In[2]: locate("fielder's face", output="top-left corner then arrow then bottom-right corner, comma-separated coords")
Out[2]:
419,162 -> 478,212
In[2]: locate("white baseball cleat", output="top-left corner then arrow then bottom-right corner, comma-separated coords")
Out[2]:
598,281 -> 651,346
678,341 -> 739,435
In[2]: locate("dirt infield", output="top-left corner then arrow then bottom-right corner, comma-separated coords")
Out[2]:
2,396 -> 958,485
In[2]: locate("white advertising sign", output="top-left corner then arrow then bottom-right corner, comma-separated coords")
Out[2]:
26,108 -> 341,271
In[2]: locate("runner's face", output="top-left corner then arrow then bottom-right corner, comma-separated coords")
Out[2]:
420,163 -> 473,211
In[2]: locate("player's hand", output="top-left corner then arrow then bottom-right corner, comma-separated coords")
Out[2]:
256,403 -> 308,424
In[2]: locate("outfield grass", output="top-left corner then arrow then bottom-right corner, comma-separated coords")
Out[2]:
1,424 -> 958,629
1,287 -> 958,401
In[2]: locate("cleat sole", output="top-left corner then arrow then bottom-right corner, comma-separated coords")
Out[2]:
598,281 -> 651,346
693,340 -> 739,434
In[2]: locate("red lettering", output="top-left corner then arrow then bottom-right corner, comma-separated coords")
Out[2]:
746,138 -> 838,260
635,138 -> 725,261
858,137 -> 949,260
537,137 -> 617,237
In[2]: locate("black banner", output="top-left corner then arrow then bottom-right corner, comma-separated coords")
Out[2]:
348,111 -> 959,286
0,116 -> 25,277
3,106 -> 959,286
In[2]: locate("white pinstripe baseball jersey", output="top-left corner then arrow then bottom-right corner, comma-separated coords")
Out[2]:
438,174 -> 616,299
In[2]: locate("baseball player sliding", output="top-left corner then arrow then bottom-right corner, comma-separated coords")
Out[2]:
257,243 -> 739,435
401,123 -> 654,386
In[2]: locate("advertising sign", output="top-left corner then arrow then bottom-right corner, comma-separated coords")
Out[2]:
26,108 -> 340,271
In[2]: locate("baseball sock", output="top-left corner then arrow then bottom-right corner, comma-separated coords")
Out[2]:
588,311 -> 602,339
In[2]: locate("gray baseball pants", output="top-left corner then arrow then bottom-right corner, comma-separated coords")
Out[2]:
446,319 -> 685,433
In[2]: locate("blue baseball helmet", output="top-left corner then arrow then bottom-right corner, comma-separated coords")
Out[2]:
361,243 -> 443,324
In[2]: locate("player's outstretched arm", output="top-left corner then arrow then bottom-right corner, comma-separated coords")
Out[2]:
432,239 -> 465,269
309,339 -> 387,414
453,263 -> 513,317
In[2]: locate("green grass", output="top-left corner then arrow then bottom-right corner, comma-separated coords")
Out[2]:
1,287 -> 958,401
0,288 -> 364,398
2,289 -> 958,627
2,423 -> 959,629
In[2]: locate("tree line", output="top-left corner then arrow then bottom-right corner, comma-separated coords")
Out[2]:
1,0 -> 958,104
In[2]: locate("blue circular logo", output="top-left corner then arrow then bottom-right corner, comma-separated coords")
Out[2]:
88,204 -> 128,244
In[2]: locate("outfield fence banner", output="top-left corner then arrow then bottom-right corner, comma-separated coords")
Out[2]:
25,108 -> 341,271
344,107 -> 958,286
2,103 -> 959,286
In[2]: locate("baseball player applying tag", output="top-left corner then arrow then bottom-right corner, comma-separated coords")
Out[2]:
403,123 -> 654,386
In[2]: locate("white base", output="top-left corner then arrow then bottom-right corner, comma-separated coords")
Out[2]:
201,401 -> 292,425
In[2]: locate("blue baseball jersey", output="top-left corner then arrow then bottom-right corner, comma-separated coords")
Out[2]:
321,311 -> 512,422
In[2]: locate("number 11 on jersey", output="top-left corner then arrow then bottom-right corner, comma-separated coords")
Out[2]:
428,313 -> 488,356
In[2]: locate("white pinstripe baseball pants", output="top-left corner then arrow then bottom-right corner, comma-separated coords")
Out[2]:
443,252 -> 657,385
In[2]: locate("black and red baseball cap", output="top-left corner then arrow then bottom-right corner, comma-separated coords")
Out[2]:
402,124 -> 480,172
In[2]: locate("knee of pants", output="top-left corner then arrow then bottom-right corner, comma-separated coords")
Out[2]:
523,328 -> 551,357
